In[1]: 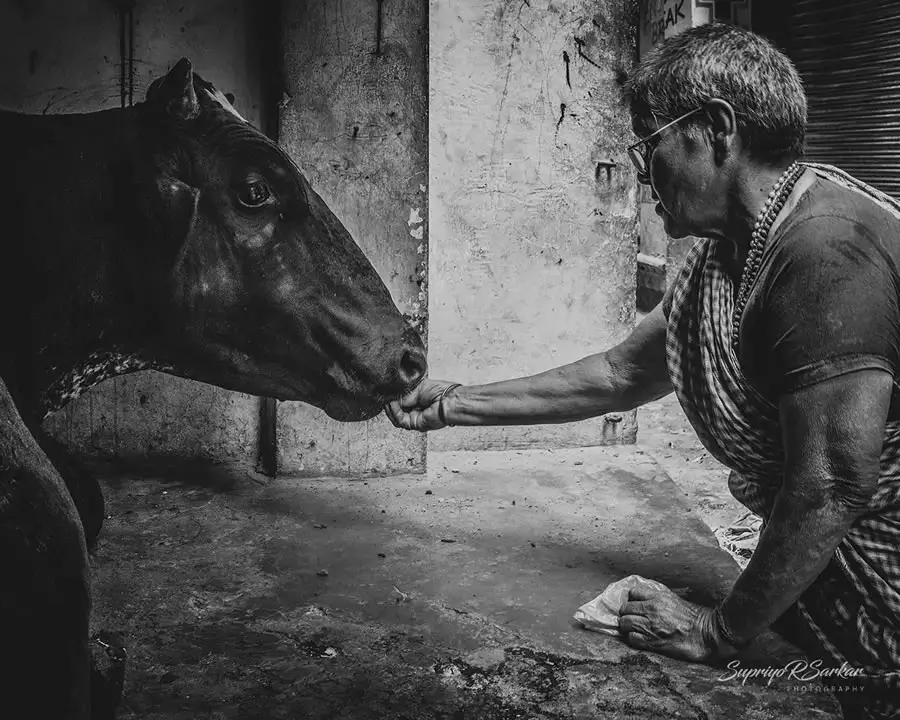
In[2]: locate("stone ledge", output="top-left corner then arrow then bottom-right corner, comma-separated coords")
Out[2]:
637,252 -> 667,312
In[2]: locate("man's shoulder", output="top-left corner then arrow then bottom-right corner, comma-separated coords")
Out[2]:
789,173 -> 900,237
767,175 -> 900,270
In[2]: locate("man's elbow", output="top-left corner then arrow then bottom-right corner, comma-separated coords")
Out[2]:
830,476 -> 879,515
604,354 -> 670,411
782,470 -> 878,517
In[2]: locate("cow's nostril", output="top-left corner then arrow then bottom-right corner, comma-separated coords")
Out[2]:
398,348 -> 428,388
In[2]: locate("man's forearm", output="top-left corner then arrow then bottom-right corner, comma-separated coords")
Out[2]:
442,352 -> 628,426
718,489 -> 864,646
437,305 -> 672,427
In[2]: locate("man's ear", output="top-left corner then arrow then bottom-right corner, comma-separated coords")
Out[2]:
155,176 -> 200,272
703,98 -> 739,163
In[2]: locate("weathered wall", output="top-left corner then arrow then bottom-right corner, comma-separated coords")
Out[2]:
0,0 -> 264,466
7,0 -> 643,468
427,0 -> 640,452
277,0 -> 429,475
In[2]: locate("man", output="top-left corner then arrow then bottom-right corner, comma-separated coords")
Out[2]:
386,23 -> 900,719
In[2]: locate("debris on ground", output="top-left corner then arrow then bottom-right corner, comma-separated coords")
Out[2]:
393,584 -> 412,603
713,511 -> 762,569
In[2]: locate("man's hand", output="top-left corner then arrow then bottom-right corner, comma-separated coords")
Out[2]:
384,379 -> 461,431
618,584 -> 738,664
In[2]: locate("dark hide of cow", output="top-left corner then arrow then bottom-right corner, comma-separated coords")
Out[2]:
0,58 -> 426,719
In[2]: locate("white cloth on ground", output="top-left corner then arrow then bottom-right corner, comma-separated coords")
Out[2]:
573,575 -> 669,636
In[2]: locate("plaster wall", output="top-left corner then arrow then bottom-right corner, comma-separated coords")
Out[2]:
427,0 -> 641,452
272,0 -> 430,476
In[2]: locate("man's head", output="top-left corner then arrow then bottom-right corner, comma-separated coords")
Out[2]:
623,23 -> 808,239
626,23 -> 807,164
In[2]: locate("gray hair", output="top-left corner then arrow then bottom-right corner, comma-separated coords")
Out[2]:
625,23 -> 807,163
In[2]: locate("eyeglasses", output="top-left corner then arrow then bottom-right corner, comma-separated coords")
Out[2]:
627,107 -> 704,181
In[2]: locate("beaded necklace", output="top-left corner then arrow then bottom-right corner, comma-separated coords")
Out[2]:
731,161 -> 805,351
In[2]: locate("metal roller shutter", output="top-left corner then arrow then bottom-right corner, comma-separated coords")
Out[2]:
784,0 -> 900,197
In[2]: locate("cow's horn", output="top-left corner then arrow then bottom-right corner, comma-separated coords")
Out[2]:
150,58 -> 200,120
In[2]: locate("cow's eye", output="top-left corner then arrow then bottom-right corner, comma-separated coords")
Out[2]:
236,179 -> 272,209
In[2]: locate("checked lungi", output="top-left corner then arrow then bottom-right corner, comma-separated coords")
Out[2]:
665,163 -> 900,718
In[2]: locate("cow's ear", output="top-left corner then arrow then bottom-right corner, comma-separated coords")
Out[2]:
147,58 -> 200,120
156,177 -> 199,269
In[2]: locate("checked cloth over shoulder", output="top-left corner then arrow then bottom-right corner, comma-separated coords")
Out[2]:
665,162 -> 900,710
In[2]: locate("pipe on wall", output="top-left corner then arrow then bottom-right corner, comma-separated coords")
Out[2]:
249,0 -> 285,478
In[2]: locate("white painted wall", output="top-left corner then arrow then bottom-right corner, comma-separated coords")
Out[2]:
427,0 -> 640,452
277,0 -> 429,476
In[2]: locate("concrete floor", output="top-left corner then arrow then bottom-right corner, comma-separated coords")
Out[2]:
88,447 -> 841,719
633,311 -> 744,536
637,394 -> 743,533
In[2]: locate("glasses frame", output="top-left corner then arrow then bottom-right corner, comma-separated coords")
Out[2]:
627,106 -> 704,181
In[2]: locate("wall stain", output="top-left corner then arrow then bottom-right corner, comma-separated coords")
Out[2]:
374,0 -> 384,55
489,0 -> 532,170
573,36 -> 602,70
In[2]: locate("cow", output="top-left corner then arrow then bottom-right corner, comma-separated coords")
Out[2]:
0,58 -> 427,719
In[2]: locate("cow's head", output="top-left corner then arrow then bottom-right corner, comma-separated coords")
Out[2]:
131,59 -> 426,421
